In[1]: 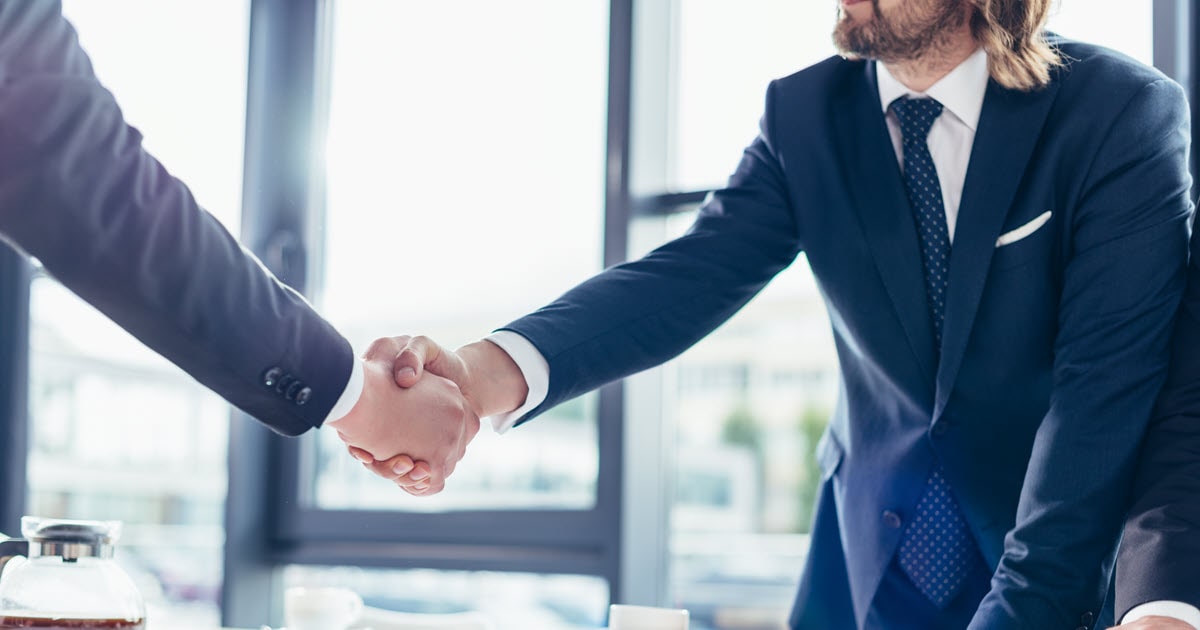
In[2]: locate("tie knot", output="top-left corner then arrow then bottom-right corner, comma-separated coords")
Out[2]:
891,96 -> 944,144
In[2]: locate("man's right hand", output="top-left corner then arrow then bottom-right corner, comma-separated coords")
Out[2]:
349,334 -> 529,494
327,339 -> 481,495
390,335 -> 529,418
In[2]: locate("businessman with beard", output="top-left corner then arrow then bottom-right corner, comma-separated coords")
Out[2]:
364,0 -> 1195,627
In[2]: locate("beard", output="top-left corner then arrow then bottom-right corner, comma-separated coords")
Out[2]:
833,0 -> 968,63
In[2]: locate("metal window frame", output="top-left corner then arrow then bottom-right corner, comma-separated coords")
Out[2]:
222,0 -> 632,626
0,245 -> 28,536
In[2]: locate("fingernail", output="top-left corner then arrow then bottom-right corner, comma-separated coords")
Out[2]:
392,461 -> 413,476
353,451 -> 372,464
414,483 -> 430,492
410,469 -> 429,481
397,367 -> 416,379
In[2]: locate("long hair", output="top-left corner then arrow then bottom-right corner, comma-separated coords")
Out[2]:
969,0 -> 1061,91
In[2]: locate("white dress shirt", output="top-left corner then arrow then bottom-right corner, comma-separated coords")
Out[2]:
325,48 -> 1199,628
325,356 -> 364,423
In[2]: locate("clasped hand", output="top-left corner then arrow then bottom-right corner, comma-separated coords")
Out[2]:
326,335 -> 526,496
325,336 -> 477,496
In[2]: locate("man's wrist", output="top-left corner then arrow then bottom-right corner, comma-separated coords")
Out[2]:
457,338 -> 529,418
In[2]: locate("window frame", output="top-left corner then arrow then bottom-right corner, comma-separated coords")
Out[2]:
222,0 -> 631,625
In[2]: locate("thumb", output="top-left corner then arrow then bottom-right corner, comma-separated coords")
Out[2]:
393,335 -> 445,388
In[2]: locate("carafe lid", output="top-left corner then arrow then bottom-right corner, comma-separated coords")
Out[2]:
21,517 -> 120,561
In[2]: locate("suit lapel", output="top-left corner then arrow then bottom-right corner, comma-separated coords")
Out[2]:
932,78 -> 1061,419
834,62 -> 938,392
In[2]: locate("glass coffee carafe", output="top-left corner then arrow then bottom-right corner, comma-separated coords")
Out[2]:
0,517 -> 145,629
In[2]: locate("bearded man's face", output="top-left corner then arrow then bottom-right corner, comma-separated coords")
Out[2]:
834,0 -> 968,63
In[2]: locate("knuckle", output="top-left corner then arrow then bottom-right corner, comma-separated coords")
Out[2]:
364,336 -> 400,359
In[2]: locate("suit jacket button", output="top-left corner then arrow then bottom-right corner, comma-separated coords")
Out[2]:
1080,611 -> 1094,626
263,367 -> 284,387
295,387 -> 312,406
882,511 -> 902,529
285,381 -> 304,401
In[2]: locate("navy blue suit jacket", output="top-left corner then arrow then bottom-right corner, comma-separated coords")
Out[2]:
0,2 -> 353,434
503,39 -> 1192,629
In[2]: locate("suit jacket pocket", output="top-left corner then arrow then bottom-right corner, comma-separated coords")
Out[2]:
816,428 -> 845,481
991,210 -> 1055,272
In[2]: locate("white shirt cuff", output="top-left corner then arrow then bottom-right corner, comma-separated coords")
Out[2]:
483,331 -> 549,434
1123,601 -> 1200,629
323,356 -> 364,424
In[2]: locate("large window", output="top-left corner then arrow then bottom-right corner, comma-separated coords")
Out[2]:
311,0 -> 609,514
25,2 -> 250,626
250,2 -> 619,627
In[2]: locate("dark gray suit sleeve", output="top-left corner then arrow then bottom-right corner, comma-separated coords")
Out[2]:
1116,230 -> 1200,618
0,1 -> 353,435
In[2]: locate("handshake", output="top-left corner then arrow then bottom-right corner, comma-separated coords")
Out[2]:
324,335 -> 528,495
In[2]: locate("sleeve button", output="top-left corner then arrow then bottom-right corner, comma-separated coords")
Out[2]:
295,387 -> 312,406
275,374 -> 295,394
285,381 -> 304,400
263,367 -> 284,387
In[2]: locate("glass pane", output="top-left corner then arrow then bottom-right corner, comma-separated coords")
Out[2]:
26,2 -> 250,626
634,212 -> 836,630
669,0 -> 839,192
1047,0 -> 1153,65
313,0 -> 609,511
281,565 -> 609,630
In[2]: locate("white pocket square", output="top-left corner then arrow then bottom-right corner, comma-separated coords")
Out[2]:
996,211 -> 1052,247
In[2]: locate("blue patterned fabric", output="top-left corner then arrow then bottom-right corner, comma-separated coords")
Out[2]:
892,96 -> 951,344
891,96 -> 977,608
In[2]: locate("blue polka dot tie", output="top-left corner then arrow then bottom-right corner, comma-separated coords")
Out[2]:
891,96 -> 977,608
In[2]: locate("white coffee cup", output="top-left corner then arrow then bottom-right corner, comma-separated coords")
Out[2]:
609,604 -> 689,629
284,586 -> 364,630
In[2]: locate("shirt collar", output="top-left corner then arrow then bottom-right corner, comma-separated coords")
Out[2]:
876,47 -> 989,131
